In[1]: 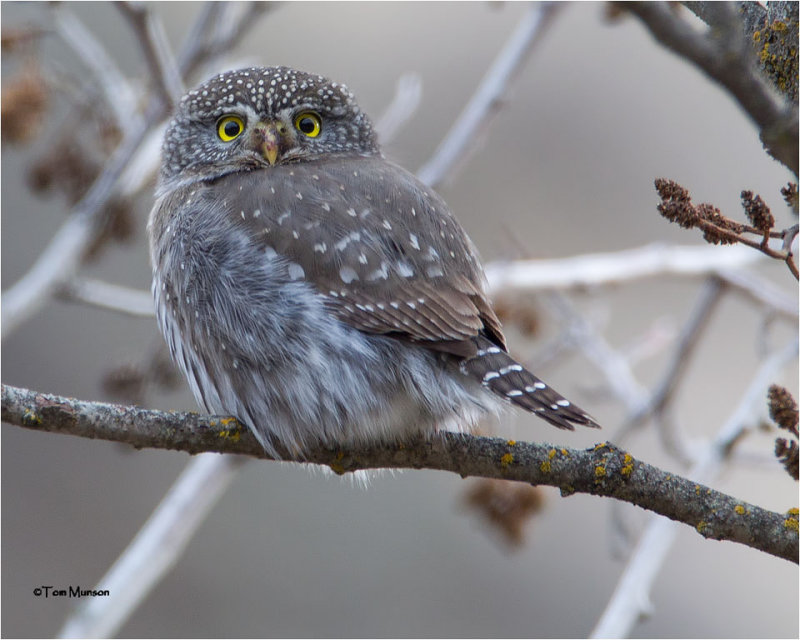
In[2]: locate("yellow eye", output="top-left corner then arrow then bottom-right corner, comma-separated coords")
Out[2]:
217,115 -> 244,142
294,111 -> 321,137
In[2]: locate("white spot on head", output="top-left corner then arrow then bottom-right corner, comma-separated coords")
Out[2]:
507,390 -> 524,397
409,233 -> 420,250
557,399 -> 571,407
313,242 -> 327,253
253,209 -> 261,218
534,382 -> 546,390
425,265 -> 444,278
346,207 -> 357,217
264,245 -> 278,259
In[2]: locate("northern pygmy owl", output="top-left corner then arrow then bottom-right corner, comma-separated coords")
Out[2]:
149,66 -> 599,456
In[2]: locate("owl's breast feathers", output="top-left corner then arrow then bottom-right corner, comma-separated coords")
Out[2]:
183,157 -> 508,360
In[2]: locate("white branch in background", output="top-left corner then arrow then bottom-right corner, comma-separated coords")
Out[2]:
58,454 -> 245,639
416,2 -> 560,188
485,242 -> 765,293
375,73 -> 423,145
117,123 -> 165,197
546,291 -> 650,413
590,337 -> 799,639
1,116 -> 152,340
52,6 -> 140,129
57,242 -> 798,323
60,278 -> 155,318
117,2 -> 185,107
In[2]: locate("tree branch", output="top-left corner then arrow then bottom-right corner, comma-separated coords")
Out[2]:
621,1 -> 798,174
416,2 -> 561,188
2,383 -> 796,563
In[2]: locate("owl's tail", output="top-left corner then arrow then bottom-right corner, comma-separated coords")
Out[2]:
460,336 -> 601,430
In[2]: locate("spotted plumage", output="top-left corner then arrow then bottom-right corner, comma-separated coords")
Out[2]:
149,66 -> 599,456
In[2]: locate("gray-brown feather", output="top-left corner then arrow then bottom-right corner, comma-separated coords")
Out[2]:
149,66 -> 599,457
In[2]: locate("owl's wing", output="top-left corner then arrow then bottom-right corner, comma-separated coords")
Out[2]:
222,156 -> 506,358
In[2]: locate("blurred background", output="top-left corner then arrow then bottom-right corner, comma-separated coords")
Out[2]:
2,2 -> 798,637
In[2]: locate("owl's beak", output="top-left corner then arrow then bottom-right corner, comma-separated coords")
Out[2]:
252,121 -> 284,166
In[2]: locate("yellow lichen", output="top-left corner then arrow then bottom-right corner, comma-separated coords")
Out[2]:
784,517 -> 799,532
501,453 -> 514,468
595,465 -> 606,479
507,439 -> 517,446
734,505 -> 746,515
787,508 -> 799,516
218,428 -> 241,442
696,521 -> 707,534
560,448 -> 569,457
594,442 -> 607,451
694,485 -> 702,495
22,409 -> 42,425
621,460 -> 634,478
540,460 -> 551,473
548,448 -> 557,460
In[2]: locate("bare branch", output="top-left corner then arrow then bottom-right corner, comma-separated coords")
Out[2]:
591,337 -> 799,638
546,292 -> 650,413
484,243 -> 765,293
416,2 -> 560,188
615,277 -> 726,462
58,454 -> 244,639
3,383 -> 797,563
1,112 -> 155,339
1,4 -> 269,341
177,2 -> 273,79
116,1 -> 184,107
52,6 -> 140,129
375,73 -> 423,145
59,277 -> 155,317
621,2 -> 798,174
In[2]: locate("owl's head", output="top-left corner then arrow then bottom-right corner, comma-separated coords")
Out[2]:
159,66 -> 380,191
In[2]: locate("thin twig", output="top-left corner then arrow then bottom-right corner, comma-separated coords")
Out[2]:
177,2 -> 273,79
716,267 -> 798,320
58,454 -> 245,639
590,336 -> 799,638
416,2 -> 560,188
546,292 -> 650,413
52,6 -> 140,129
1,4 -> 268,341
1,110 -> 156,339
622,1 -> 798,174
614,277 -> 727,461
374,73 -> 423,145
116,1 -> 184,107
